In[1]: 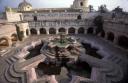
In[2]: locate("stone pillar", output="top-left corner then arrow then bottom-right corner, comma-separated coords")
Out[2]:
37,30 -> 40,35
56,29 -> 59,34
84,29 -> 87,34
104,32 -> 108,39
46,30 -> 49,35
23,31 -> 27,38
66,29 -> 68,34
75,29 -> 78,34
28,68 -> 37,83
113,35 -> 118,44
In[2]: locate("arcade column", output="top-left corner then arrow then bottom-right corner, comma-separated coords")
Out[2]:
75,29 -> 78,34
56,29 -> 59,35
46,30 -> 49,35
66,29 -> 68,34
113,35 -> 118,44
37,30 -> 40,35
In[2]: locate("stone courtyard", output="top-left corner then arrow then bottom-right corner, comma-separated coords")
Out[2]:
0,34 -> 128,83
0,0 -> 128,83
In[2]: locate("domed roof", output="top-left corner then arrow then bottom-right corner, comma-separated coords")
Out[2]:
18,1 -> 32,8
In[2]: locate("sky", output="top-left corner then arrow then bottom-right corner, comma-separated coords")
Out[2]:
0,0 -> 128,12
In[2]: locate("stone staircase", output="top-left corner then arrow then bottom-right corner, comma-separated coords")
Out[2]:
70,75 -> 94,83
77,35 -> 128,83
4,54 -> 27,83
6,55 -> 19,65
79,48 -> 123,83
107,55 -> 123,65
90,62 -> 123,83
3,40 -> 45,83
1,35 -> 127,83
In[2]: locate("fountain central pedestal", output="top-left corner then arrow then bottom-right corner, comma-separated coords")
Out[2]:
39,34 -> 83,75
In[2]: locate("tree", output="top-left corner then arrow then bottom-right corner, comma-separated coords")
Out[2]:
112,6 -> 123,13
98,5 -> 108,13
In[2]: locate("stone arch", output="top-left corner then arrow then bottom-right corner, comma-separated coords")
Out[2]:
107,32 -> 115,42
0,37 -> 11,47
11,33 -> 18,41
118,35 -> 128,49
76,60 -> 92,78
30,28 -> 37,35
49,28 -> 56,34
26,29 -> 29,36
58,28 -> 66,33
78,27 -> 85,34
100,30 -> 105,38
68,27 -> 76,34
40,28 -> 46,34
87,27 -> 94,34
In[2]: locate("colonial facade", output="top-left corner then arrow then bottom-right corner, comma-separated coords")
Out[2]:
102,13 -> 128,49
0,0 -> 128,50
5,0 -> 96,35
0,1 -> 128,83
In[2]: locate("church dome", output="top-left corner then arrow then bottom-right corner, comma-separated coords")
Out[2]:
18,0 -> 32,11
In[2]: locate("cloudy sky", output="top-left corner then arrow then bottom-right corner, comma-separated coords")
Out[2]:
0,0 -> 128,12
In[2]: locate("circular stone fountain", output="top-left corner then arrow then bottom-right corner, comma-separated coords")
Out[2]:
43,34 -> 82,60
38,34 -> 85,76
1,35 -> 127,83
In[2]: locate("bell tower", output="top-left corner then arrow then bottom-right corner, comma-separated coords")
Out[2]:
71,0 -> 88,11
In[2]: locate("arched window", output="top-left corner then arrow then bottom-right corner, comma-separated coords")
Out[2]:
49,28 -> 56,34
40,28 -> 46,34
0,37 -> 10,47
107,32 -> 114,42
78,27 -> 85,34
100,30 -> 105,38
68,27 -> 76,34
87,27 -> 94,34
118,36 -> 128,49
59,28 -> 66,33
30,28 -> 37,35
11,33 -> 18,41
